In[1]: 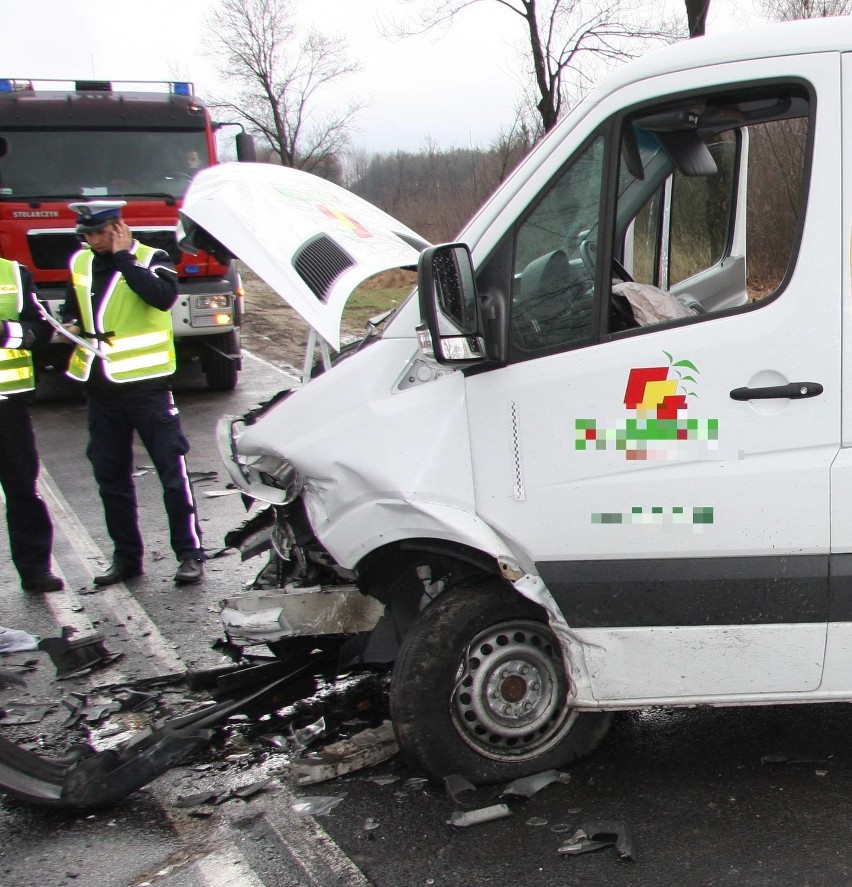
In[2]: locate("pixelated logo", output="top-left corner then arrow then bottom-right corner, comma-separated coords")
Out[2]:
575,351 -> 718,461
318,206 -> 372,238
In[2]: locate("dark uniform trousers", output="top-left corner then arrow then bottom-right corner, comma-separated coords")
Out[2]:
86,388 -> 203,568
0,398 -> 54,580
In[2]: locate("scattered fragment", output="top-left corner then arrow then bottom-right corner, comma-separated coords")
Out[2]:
290,794 -> 346,817
203,490 -> 240,498
0,626 -> 40,654
38,630 -> 122,679
0,703 -> 54,725
291,720 -> 398,785
0,668 -> 26,689
558,821 -> 637,862
233,778 -> 273,799
551,822 -> 574,834
815,769 -> 829,777
189,470 -> 219,483
259,734 -> 289,749
526,816 -> 548,827
501,769 -> 570,799
403,777 -> 428,792
444,773 -> 477,804
367,774 -> 399,786
131,469 -> 149,478
174,791 -> 218,808
290,716 -> 327,749
448,803 -> 512,828
363,817 -> 380,831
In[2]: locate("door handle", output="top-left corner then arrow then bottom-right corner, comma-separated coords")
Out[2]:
729,382 -> 823,401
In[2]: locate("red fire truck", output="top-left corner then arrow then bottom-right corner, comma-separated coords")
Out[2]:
0,78 -> 256,390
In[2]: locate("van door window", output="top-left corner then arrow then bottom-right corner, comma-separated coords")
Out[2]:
510,136 -> 604,353
616,85 -> 810,326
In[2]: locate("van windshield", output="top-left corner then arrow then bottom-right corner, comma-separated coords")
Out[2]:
0,130 -> 209,200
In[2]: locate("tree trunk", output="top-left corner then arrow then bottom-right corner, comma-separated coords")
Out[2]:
685,0 -> 710,36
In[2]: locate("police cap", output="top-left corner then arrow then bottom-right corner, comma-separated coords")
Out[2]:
69,200 -> 127,234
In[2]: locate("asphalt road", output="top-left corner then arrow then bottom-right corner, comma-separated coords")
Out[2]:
2,351 -> 852,886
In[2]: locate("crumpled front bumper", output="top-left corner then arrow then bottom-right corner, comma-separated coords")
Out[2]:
220,584 -> 385,646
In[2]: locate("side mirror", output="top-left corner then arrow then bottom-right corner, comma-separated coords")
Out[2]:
236,132 -> 257,163
417,243 -> 485,365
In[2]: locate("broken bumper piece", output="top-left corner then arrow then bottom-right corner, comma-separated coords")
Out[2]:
220,585 -> 385,645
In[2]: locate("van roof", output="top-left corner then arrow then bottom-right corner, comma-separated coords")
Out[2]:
597,16 -> 852,99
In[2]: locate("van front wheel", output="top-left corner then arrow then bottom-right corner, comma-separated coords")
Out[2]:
390,581 -> 612,784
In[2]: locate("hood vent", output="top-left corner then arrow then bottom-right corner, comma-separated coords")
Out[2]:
292,234 -> 355,304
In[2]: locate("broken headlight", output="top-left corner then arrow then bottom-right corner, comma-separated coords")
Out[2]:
255,457 -> 304,504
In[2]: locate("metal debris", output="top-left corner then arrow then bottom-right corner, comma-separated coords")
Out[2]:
291,720 -> 398,785
448,803 -> 512,828
501,769 -> 570,798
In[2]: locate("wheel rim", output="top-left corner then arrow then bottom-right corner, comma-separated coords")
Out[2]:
451,619 -> 577,762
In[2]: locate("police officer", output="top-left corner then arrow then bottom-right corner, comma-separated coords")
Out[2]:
62,200 -> 205,586
0,258 -> 63,593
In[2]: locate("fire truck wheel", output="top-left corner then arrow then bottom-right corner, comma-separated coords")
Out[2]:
204,331 -> 240,391
389,580 -> 612,785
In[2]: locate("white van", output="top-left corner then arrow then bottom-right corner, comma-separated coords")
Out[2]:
180,17 -> 852,784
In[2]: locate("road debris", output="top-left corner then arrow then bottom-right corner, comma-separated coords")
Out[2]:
448,803 -> 512,828
557,821 -> 637,862
443,773 -> 477,804
500,769 -> 571,798
291,720 -> 398,784
0,626 -> 40,654
290,794 -> 346,816
38,629 -> 122,679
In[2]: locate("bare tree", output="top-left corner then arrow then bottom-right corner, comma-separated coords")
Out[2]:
204,0 -> 363,177
759,0 -> 852,17
391,0 -> 679,136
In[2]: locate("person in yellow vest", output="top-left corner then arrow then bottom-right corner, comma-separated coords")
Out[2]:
0,259 -> 63,593
61,201 -> 204,586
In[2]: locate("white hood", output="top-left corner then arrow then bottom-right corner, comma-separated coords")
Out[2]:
178,163 -> 429,350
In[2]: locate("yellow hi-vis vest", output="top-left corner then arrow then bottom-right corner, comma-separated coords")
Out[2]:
0,259 -> 35,395
66,243 -> 176,384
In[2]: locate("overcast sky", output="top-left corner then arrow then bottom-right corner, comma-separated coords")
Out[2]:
6,0 -> 762,153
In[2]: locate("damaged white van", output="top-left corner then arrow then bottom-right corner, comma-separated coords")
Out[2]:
179,17 -> 852,784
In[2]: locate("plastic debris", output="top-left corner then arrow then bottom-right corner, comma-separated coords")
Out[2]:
526,816 -> 549,827
0,626 -> 40,654
367,774 -> 399,786
291,720 -> 398,785
402,777 -> 428,791
558,821 -> 637,862
290,716 -> 327,750
448,803 -> 512,828
761,752 -> 827,765
363,817 -> 380,831
232,778 -> 272,799
290,794 -> 346,817
501,769 -> 570,798
0,703 -> 53,725
38,629 -> 122,679
444,773 -> 477,804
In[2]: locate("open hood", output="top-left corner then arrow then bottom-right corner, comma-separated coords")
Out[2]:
178,163 -> 429,350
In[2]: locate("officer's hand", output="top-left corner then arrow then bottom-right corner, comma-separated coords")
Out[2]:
63,323 -> 81,336
111,220 -> 133,252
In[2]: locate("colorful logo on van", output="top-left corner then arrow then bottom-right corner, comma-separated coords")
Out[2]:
575,352 -> 718,461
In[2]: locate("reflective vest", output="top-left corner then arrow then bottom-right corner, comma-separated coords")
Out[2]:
66,244 -> 176,384
0,259 -> 35,395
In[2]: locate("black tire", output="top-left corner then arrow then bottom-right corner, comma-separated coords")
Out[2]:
204,330 -> 240,391
390,581 -> 612,784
